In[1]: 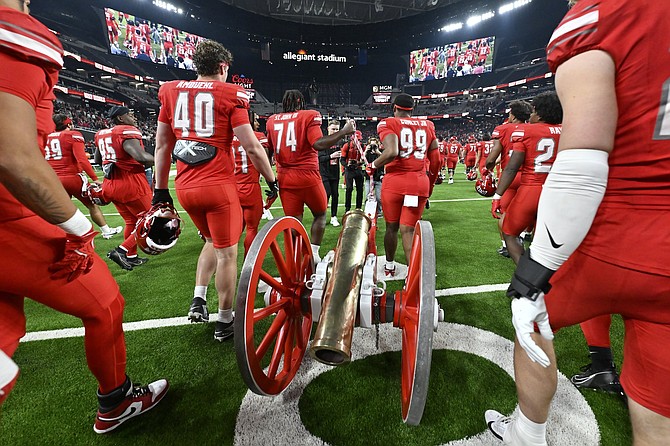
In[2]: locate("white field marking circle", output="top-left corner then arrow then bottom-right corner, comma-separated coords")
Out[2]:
234,322 -> 599,446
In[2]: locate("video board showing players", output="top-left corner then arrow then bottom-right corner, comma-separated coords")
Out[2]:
409,36 -> 495,83
104,7 -> 205,71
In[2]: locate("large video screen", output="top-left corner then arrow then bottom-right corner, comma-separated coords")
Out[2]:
409,36 -> 495,83
104,7 -> 205,70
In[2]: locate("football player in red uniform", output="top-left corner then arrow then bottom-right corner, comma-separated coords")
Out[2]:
266,90 -> 355,264
0,1 -> 167,430
464,135 -> 478,177
445,136 -> 461,184
486,1 -> 670,444
233,110 -> 269,255
45,114 -> 122,239
475,134 -> 494,177
94,106 -> 154,271
486,101 -> 532,257
373,94 -> 441,277
154,40 -> 277,342
492,92 -> 563,264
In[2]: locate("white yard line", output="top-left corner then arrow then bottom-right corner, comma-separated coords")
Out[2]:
20,284 -> 509,343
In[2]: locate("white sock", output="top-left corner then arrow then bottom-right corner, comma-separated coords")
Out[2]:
506,408 -> 547,446
311,244 -> 320,259
218,308 -> 233,323
100,224 -> 111,232
194,285 -> 207,301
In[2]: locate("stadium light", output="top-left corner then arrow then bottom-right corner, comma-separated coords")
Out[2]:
441,22 -> 463,32
153,1 -> 184,14
466,11 -> 494,27
499,0 -> 532,15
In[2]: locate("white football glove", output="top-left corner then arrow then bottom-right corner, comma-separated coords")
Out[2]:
511,293 -> 554,368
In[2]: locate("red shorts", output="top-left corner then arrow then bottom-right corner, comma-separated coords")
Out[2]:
500,172 -> 521,214
59,173 -> 93,207
177,183 -> 243,249
501,185 -> 542,236
465,155 -> 476,167
547,249 -> 670,417
277,170 -> 327,217
102,171 -> 151,204
381,188 -> 427,227
446,157 -> 458,170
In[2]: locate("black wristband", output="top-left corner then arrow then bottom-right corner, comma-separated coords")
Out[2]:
506,250 -> 554,301
152,188 -> 173,205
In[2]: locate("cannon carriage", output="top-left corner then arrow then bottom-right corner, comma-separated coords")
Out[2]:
233,184 -> 444,425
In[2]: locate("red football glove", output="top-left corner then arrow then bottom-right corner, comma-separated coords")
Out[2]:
365,164 -> 376,177
49,229 -> 98,282
491,199 -> 502,219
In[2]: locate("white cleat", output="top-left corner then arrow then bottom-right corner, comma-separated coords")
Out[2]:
102,226 -> 123,239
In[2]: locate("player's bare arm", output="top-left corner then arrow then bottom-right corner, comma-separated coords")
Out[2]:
373,133 -> 400,169
0,91 -> 77,224
154,120 -> 176,190
494,150 -> 524,196
123,138 -> 154,167
486,139 -> 503,171
233,123 -> 276,183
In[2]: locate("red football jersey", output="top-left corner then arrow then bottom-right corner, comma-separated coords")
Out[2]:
266,110 -> 323,173
492,122 -> 520,170
465,142 -> 477,156
548,0 -> 670,205
510,123 -> 561,186
158,80 -> 250,188
447,142 -> 461,158
94,125 -> 146,174
234,131 -> 268,184
377,117 -> 437,175
0,7 -> 63,223
477,140 -> 494,160
44,130 -> 96,179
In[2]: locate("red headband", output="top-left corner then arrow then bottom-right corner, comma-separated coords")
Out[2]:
63,117 -> 72,125
394,105 -> 413,111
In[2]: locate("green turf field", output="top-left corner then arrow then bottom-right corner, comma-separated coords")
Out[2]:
0,165 -> 630,445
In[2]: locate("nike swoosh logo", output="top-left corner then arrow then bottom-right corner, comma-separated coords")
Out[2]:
546,225 -> 563,249
98,402 -> 142,422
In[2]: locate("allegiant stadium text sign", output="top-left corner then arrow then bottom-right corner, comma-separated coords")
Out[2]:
283,51 -> 348,63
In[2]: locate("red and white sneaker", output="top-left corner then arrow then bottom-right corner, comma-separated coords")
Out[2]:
94,379 -> 169,434
384,264 -> 396,277
0,351 -> 19,406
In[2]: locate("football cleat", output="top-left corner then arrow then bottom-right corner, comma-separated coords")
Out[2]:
188,297 -> 209,323
0,351 -> 19,405
570,363 -> 625,395
107,248 -> 133,271
101,226 -> 123,240
125,256 -> 148,267
134,203 -> 182,255
384,264 -> 397,278
94,378 -> 169,434
498,247 -> 510,258
485,409 -> 513,442
214,320 -> 234,342
448,178 -> 454,184
330,216 -> 340,227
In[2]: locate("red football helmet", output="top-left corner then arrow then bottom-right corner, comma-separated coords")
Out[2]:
84,183 -> 110,206
475,173 -> 497,197
134,203 -> 182,255
466,169 -> 478,181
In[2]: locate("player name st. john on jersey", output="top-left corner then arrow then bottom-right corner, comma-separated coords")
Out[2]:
266,110 -> 323,172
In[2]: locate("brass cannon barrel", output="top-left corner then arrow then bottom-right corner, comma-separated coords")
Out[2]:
310,210 -> 371,366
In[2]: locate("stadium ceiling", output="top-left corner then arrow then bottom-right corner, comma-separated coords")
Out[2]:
192,0 -> 470,25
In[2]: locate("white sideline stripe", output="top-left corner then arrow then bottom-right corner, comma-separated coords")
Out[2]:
20,284 -> 508,343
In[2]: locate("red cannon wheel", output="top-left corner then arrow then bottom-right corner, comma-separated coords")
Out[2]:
234,216 -> 314,396
398,220 -> 436,425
